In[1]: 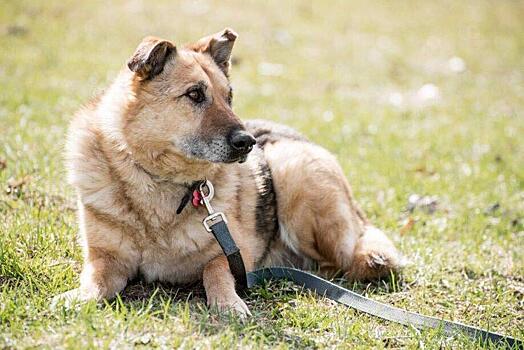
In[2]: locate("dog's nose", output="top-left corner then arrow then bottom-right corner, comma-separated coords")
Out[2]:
229,130 -> 256,153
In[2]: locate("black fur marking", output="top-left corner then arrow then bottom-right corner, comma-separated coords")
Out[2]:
253,154 -> 278,265
246,120 -> 311,266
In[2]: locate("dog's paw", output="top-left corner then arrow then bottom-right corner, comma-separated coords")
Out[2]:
208,292 -> 251,319
51,288 -> 91,310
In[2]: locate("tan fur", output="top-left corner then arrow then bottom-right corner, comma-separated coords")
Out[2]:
260,139 -> 403,281
55,29 -> 403,316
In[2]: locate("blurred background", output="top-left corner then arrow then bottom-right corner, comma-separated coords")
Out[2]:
2,1 -> 522,197
1,1 -> 523,348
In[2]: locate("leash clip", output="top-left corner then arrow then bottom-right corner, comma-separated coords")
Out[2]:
199,180 -> 228,232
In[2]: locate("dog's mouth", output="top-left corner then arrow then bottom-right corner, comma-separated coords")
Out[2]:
225,151 -> 250,164
171,135 -> 253,164
237,153 -> 249,163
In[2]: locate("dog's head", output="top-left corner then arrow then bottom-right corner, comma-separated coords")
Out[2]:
122,29 -> 255,165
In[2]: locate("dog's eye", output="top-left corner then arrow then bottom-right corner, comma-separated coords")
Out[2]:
227,88 -> 233,106
186,88 -> 205,104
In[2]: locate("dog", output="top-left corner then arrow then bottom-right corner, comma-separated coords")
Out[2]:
56,29 -> 403,316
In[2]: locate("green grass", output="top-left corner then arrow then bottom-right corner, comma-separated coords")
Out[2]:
1,0 -> 523,348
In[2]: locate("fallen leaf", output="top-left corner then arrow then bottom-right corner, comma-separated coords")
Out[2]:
0,158 -> 6,171
400,217 -> 415,235
413,165 -> 436,176
6,175 -> 31,197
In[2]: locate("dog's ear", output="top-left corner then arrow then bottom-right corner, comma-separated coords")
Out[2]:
127,36 -> 176,80
190,28 -> 237,76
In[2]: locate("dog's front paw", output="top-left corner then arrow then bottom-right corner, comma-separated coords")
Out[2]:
208,292 -> 251,318
51,288 -> 96,310
51,288 -> 81,309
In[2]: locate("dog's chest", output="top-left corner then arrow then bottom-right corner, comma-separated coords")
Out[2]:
134,184 -> 183,228
135,190 -> 219,284
138,224 -> 215,283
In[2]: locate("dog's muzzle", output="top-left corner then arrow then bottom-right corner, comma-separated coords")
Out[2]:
228,130 -> 256,162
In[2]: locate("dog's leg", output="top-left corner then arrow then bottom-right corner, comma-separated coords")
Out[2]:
203,255 -> 250,317
285,190 -> 404,281
307,184 -> 405,281
53,247 -> 134,308
52,206 -> 141,308
79,247 -> 132,300
264,139 -> 404,281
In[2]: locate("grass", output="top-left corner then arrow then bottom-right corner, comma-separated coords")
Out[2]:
1,0 -> 523,348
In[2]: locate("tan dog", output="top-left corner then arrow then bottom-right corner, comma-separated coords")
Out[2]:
57,29 -> 403,316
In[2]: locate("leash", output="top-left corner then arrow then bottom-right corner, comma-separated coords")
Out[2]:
247,267 -> 523,348
189,180 -> 523,348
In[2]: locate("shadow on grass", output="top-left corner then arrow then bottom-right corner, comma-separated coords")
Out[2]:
120,278 -> 206,303
118,269 -> 409,306
92,272 -> 424,348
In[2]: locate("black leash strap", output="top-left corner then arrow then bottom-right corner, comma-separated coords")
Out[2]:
195,180 -> 248,292
247,267 -> 523,349
208,220 -> 248,292
196,180 -> 523,348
